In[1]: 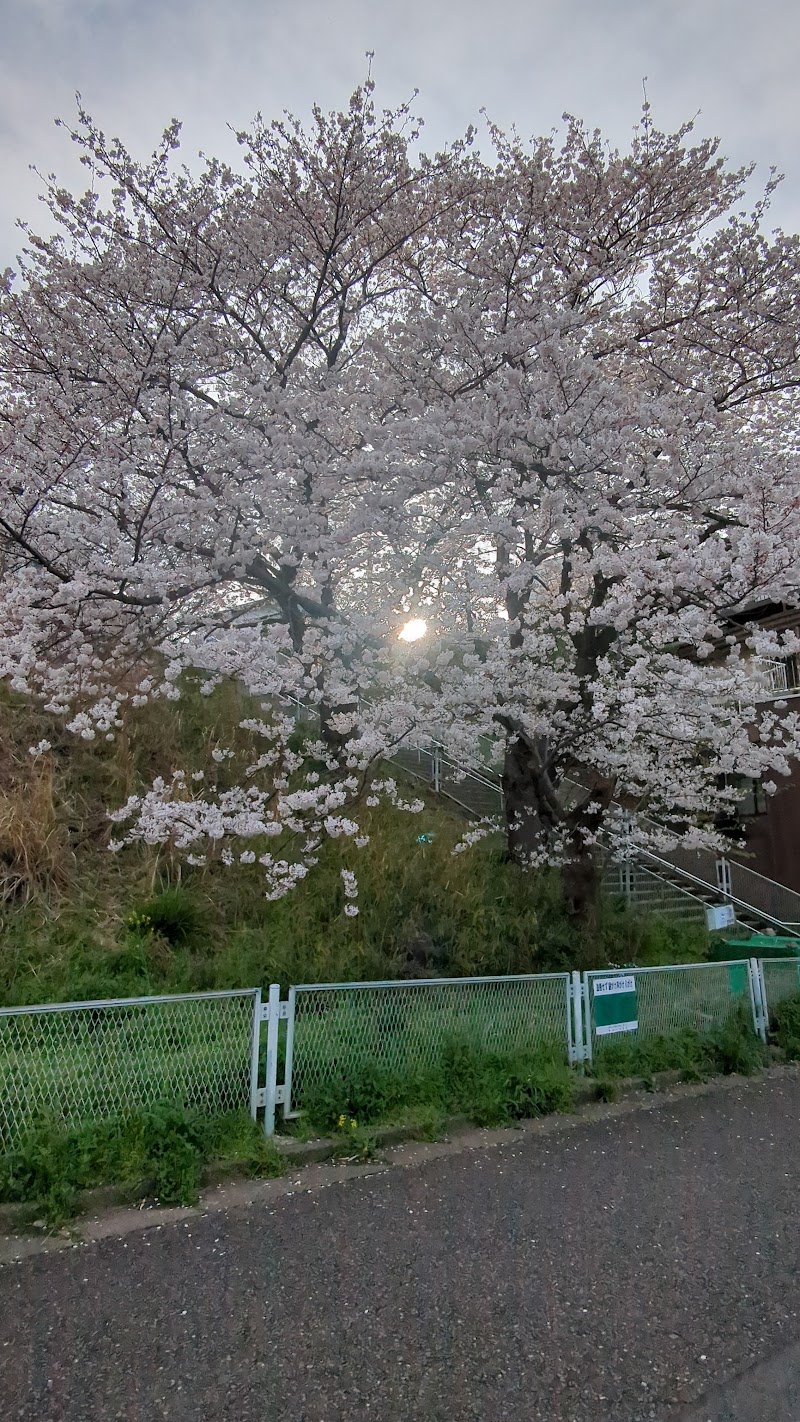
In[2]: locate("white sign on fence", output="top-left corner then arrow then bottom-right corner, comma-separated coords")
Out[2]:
705,903 -> 736,931
593,975 -> 638,1036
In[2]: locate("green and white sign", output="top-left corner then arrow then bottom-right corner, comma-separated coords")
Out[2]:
593,975 -> 638,1035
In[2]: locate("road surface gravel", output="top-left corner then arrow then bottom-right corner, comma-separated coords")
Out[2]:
2,1071 -> 799,1421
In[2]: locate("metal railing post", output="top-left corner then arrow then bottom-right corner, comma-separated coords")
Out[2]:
758,958 -> 770,1041
581,973 -> 593,1065
717,856 -> 732,901
748,957 -> 768,1043
622,859 -> 633,907
249,987 -> 263,1121
281,986 -> 296,1120
263,982 -> 281,1136
570,971 -> 585,1066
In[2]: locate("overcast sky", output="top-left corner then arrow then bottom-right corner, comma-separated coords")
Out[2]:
2,0 -> 799,270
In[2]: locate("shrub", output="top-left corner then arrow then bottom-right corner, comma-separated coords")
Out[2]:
0,1107 -> 283,1227
300,1038 -> 575,1133
707,1011 -> 766,1076
126,888 -> 202,947
773,995 -> 800,1060
592,1009 -> 765,1084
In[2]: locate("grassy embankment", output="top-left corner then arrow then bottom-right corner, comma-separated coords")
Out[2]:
0,679 -> 709,1007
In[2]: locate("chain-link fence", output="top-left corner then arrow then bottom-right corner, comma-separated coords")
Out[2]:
284,974 -> 572,1117
760,957 -> 800,1020
5,958 -> 798,1144
0,990 -> 259,1148
584,962 -> 756,1061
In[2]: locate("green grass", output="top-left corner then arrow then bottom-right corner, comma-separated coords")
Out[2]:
287,977 -> 571,1112
0,1106 -> 284,1227
0,675 -> 725,1191
0,992 -> 256,1148
0,677 -> 711,1009
298,1036 -> 576,1134
772,994 -> 800,1059
590,1009 -> 766,1085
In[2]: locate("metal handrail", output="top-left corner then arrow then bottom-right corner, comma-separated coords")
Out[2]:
639,850 -> 800,937
0,988 -> 258,1018
279,689 -> 800,933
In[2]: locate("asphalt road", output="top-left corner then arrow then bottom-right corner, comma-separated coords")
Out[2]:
2,1074 -> 800,1422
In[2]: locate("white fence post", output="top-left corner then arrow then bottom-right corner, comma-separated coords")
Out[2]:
581,973 -> 593,1065
570,971 -> 585,1066
249,987 -> 263,1120
717,856 -> 732,900
263,982 -> 281,1136
281,986 -> 296,1121
748,957 -> 768,1043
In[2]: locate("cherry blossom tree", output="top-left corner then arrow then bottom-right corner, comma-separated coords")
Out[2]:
366,111 -> 800,915
2,81 -> 800,922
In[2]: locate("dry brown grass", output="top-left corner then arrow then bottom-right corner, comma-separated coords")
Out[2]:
0,756 -> 77,902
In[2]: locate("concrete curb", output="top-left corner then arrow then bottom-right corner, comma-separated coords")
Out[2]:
0,1074 -> 665,1234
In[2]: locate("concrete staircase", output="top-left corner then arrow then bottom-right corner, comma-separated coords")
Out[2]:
282,694 -> 800,938
388,741 -> 800,938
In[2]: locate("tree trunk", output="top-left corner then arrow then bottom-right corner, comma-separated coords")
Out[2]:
502,734 -> 604,934
560,846 -> 602,932
501,734 -> 552,862
319,697 -> 359,753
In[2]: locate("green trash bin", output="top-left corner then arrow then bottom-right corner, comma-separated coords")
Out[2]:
712,934 -> 800,962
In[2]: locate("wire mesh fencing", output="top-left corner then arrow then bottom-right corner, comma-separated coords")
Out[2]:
284,974 -> 572,1117
584,962 -> 757,1061
0,989 -> 259,1148
5,954 -> 798,1145
760,957 -> 800,1020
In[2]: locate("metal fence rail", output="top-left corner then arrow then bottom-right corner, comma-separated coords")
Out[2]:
727,861 -> 800,932
389,744 -> 505,819
283,974 -> 572,1118
583,962 -> 756,1062
3,958 -> 800,1145
0,989 -> 260,1148
602,863 -> 708,922
760,957 -> 800,1018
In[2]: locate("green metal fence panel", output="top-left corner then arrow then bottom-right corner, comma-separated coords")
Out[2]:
284,973 -> 572,1118
760,957 -> 800,1020
0,989 -> 259,1148
584,962 -> 758,1060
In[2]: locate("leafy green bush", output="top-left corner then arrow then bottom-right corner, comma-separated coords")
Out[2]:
126,889 -> 202,947
301,1037 -> 575,1133
772,995 -> 800,1059
0,1107 -> 284,1227
592,1010 -> 765,1084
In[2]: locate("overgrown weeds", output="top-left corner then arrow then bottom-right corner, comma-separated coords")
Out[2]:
0,676 -> 711,1006
0,1107 -> 284,1227
300,1036 -> 575,1134
125,888 -> 203,947
591,1010 -> 766,1085
772,995 -> 800,1059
